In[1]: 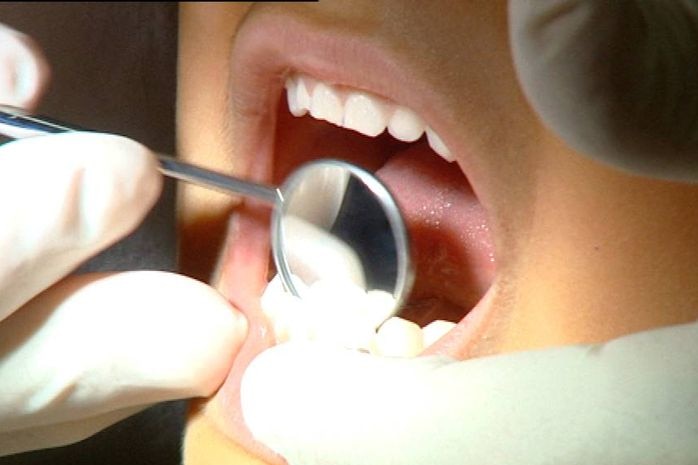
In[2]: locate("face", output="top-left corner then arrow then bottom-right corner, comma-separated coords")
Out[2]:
177,2 -> 698,463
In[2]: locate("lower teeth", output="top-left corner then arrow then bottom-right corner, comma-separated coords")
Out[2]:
260,274 -> 455,357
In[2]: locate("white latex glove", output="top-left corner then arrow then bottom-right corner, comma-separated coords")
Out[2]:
242,321 -> 698,465
0,133 -> 247,456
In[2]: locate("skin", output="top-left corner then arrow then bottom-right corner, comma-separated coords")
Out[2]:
177,1 -> 698,463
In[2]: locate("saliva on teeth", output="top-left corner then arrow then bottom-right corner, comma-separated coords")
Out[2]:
260,274 -> 456,357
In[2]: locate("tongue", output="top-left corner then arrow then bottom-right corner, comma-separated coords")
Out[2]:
376,144 -> 494,324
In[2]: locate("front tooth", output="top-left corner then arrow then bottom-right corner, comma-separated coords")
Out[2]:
374,317 -> 424,357
284,310 -> 317,341
364,289 -> 397,330
388,106 -> 425,142
306,278 -> 376,351
260,275 -> 293,317
343,91 -> 389,137
306,278 -> 367,318
260,275 -> 310,343
310,82 -> 344,126
295,75 -> 312,114
426,126 -> 455,162
261,273 -> 309,303
315,317 -> 376,352
422,320 -> 457,347
285,76 -> 309,117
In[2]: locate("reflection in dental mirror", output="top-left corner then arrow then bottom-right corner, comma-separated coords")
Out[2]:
282,216 -> 367,289
272,160 -> 414,326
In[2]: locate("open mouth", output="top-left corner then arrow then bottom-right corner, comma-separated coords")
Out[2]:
261,72 -> 496,352
208,11 -> 499,464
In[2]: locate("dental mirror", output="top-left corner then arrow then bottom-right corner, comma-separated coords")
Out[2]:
273,159 -> 414,311
0,105 -> 414,320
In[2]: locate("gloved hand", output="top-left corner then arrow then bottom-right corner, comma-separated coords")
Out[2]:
242,323 -> 698,465
0,22 -> 247,456
0,132 -> 247,456
509,0 -> 698,182
238,2 -> 698,464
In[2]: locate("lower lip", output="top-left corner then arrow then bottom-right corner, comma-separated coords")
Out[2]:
423,287 -> 497,357
213,202 -> 282,462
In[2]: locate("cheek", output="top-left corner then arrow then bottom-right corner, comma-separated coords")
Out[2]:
386,0 -> 548,261
177,3 -> 253,281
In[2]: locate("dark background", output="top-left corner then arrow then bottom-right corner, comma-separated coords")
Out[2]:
0,3 -> 184,464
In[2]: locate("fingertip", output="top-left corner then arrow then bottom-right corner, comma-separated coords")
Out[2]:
165,275 -> 249,395
0,23 -> 51,109
111,271 -> 248,396
31,271 -> 249,399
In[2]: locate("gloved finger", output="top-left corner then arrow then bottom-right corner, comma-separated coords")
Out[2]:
0,270 -> 247,453
0,132 -> 162,320
509,0 -> 698,182
0,405 -> 143,456
241,322 -> 698,465
0,22 -> 50,109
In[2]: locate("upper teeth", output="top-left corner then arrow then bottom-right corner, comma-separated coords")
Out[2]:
285,74 -> 455,162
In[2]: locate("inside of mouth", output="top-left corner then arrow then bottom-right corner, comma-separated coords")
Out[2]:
267,87 -> 495,349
